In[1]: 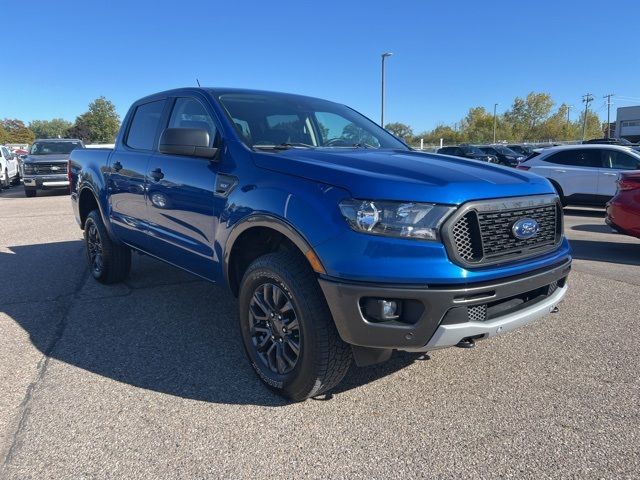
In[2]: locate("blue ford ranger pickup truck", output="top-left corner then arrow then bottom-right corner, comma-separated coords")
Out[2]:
70,88 -> 571,400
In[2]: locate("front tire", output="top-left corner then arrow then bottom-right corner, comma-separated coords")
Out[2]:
239,251 -> 352,401
1,170 -> 8,189
84,210 -> 131,284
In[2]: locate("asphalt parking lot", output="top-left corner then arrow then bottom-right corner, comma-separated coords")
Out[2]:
0,186 -> 638,479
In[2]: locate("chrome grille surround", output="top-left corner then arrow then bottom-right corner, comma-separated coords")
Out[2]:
442,194 -> 563,268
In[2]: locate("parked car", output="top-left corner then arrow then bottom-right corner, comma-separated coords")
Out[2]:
476,145 -> 524,167
0,145 -> 20,188
507,144 -> 536,157
606,172 -> 640,239
517,144 -> 640,206
583,137 -> 640,153
22,139 -> 85,197
437,145 -> 499,163
70,87 -> 571,400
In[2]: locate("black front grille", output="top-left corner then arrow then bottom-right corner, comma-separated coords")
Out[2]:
478,204 -> 557,260
445,196 -> 562,267
32,163 -> 66,175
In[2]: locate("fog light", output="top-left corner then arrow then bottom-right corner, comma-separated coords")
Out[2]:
362,298 -> 402,322
381,300 -> 398,319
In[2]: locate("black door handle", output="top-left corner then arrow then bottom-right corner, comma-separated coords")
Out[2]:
112,161 -> 123,172
150,168 -> 164,182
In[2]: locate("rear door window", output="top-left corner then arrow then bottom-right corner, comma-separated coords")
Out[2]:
126,100 -> 166,151
601,149 -> 640,170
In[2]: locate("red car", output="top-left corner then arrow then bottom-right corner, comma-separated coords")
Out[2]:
606,171 -> 640,239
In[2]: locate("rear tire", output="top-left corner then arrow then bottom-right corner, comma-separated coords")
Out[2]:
239,251 -> 352,401
24,188 -> 36,198
84,210 -> 131,284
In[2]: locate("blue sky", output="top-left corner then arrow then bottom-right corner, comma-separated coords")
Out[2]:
2,0 -> 639,132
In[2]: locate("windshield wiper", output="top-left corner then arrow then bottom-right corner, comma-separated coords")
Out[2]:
352,143 -> 377,149
253,142 -> 315,151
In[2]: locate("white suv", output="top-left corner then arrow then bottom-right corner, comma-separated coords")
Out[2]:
0,146 -> 20,188
517,144 -> 640,206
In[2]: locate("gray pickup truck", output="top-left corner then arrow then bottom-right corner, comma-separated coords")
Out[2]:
22,139 -> 84,197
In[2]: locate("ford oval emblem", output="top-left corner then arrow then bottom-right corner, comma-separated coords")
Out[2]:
512,218 -> 539,240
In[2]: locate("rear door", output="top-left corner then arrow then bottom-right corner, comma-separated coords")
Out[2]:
535,149 -> 601,198
599,148 -> 640,197
144,95 -> 222,280
108,98 -> 166,246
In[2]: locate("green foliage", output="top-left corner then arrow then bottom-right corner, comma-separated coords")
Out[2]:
0,126 -> 8,144
1,119 -> 36,144
68,97 -> 120,143
413,91 -> 604,145
28,118 -> 74,139
384,122 -> 414,140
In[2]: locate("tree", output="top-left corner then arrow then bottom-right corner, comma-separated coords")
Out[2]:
578,110 -> 604,141
384,122 -> 414,141
68,97 -> 120,143
66,114 -> 93,142
29,118 -> 73,139
504,92 -> 554,140
0,126 -> 8,144
459,107 -> 495,143
1,119 -> 36,144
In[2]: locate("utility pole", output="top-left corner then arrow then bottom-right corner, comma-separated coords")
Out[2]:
566,105 -> 572,125
604,93 -> 615,138
581,94 -> 594,141
493,103 -> 499,143
380,52 -> 393,127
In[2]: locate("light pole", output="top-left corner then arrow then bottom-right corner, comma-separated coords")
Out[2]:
381,52 -> 393,127
493,103 -> 499,143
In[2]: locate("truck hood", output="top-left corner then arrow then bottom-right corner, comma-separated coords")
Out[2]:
25,154 -> 70,164
253,148 -> 554,205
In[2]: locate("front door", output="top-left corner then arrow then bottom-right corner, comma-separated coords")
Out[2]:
599,148 -> 640,198
108,98 -> 166,246
144,96 -> 222,280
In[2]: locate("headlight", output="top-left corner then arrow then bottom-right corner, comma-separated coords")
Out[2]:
338,199 -> 455,241
23,163 -> 36,174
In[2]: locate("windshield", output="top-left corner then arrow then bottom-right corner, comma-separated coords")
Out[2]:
464,146 -> 485,155
495,146 -> 520,156
29,141 -> 83,155
217,93 -> 407,150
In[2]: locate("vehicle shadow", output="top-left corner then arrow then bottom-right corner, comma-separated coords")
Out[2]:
563,207 -> 605,218
570,224 -> 616,234
0,240 -> 422,406
569,238 -> 640,266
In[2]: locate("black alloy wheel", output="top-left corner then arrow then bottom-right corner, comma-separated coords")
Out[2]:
249,282 -> 302,375
86,221 -> 104,277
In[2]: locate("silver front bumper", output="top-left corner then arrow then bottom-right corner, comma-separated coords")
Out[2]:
406,284 -> 568,352
23,176 -> 69,188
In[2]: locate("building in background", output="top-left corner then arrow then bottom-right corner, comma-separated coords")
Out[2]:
615,106 -> 640,143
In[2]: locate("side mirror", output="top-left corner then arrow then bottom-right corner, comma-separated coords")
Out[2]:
159,128 -> 218,160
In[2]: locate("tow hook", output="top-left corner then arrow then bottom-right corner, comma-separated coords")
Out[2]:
456,338 -> 476,349
551,306 -> 559,313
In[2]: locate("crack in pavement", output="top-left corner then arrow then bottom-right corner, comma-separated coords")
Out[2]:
0,261 -> 89,472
